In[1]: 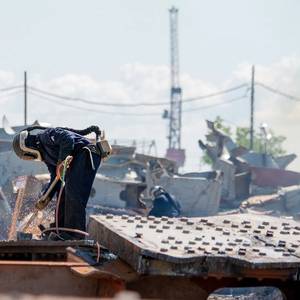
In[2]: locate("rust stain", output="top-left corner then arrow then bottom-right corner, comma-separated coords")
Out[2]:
251,167 -> 300,187
8,176 -> 28,240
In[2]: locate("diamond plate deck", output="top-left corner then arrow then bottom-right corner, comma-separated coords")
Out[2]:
88,214 -> 300,279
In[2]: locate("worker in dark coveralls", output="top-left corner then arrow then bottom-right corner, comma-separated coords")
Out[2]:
148,186 -> 181,217
12,125 -> 103,239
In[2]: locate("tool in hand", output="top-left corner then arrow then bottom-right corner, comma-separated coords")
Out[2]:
21,156 -> 73,232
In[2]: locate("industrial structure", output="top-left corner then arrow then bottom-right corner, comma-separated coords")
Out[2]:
1,5 -> 300,300
165,6 -> 185,167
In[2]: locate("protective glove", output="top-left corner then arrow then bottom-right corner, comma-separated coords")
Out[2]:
56,155 -> 73,180
35,195 -> 52,210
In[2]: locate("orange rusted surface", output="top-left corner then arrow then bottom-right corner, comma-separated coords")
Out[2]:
0,240 -> 125,298
0,260 -> 124,297
8,177 -> 27,240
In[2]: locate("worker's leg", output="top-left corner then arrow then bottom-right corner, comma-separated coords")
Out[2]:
64,151 -> 100,236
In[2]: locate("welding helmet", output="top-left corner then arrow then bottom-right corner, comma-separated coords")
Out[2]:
150,186 -> 165,199
12,127 -> 45,161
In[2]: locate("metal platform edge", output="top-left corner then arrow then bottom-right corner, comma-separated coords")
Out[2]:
88,216 -> 300,279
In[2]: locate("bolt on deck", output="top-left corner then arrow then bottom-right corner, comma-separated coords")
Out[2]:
88,214 -> 300,279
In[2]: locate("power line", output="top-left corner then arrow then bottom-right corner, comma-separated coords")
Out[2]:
182,84 -> 248,104
0,85 -> 23,93
29,90 -> 249,117
256,82 -> 300,102
29,83 -> 248,107
3,81 -> 300,105
30,86 -> 167,107
182,94 -> 247,113
29,91 -> 161,117
0,89 -> 24,100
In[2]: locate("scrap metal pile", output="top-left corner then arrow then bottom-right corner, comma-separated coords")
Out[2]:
199,120 -> 300,218
2,119 -> 300,298
0,125 -> 224,224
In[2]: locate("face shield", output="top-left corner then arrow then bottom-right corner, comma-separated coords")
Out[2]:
20,131 -> 43,161
13,128 -> 43,161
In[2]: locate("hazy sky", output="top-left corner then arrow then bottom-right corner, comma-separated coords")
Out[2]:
0,1 -> 299,171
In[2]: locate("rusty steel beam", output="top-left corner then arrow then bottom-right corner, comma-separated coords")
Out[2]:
0,240 -> 125,297
0,260 -> 124,297
88,214 -> 300,279
0,239 -> 95,252
0,240 -> 97,261
8,177 -> 28,240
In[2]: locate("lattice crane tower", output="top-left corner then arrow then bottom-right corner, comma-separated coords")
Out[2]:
165,6 -> 185,167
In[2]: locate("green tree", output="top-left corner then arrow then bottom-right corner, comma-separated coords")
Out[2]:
235,126 -> 286,156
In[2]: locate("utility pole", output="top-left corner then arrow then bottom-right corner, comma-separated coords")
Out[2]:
250,65 -> 255,150
24,71 -> 27,126
165,7 -> 185,167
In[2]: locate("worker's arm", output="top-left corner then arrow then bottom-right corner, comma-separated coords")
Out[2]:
47,128 -> 75,179
36,164 -> 61,210
40,165 -> 61,199
51,128 -> 75,163
46,164 -> 61,199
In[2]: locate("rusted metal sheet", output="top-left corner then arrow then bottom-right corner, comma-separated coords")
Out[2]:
240,194 -> 281,212
0,240 -> 124,297
0,260 -> 123,297
88,214 -> 300,279
0,240 -> 95,257
165,148 -> 186,167
0,291 -> 140,300
199,120 -> 300,202
251,167 -> 300,187
8,177 -> 27,240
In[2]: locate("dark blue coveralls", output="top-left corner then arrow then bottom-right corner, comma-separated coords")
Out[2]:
36,128 -> 101,235
149,191 -> 181,218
